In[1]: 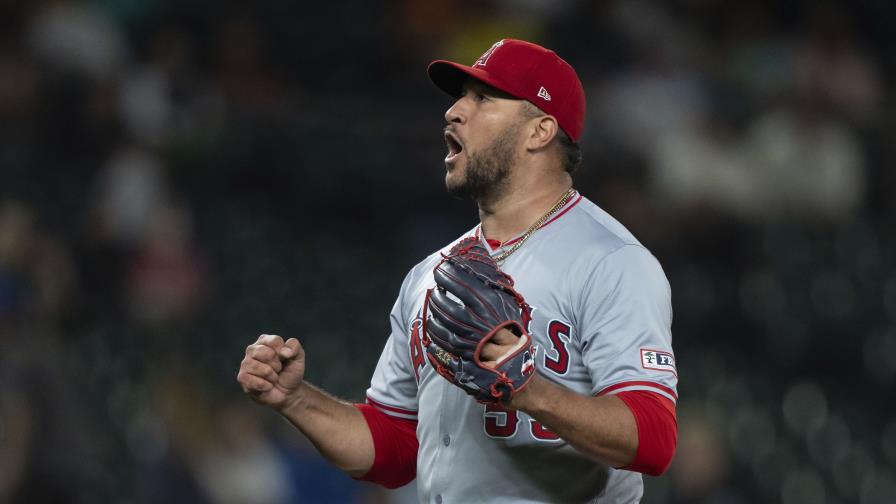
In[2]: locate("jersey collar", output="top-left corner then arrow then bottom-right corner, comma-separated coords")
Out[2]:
474,191 -> 583,253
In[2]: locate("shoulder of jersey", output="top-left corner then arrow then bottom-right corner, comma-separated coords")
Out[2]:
549,196 -> 644,253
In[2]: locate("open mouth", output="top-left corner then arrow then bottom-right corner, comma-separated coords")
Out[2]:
444,130 -> 464,164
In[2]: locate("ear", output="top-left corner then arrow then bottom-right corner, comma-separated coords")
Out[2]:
524,115 -> 559,151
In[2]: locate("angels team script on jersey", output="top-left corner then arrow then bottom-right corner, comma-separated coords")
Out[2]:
408,309 -> 572,441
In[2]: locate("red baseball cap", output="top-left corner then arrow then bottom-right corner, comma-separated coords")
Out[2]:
428,39 -> 586,143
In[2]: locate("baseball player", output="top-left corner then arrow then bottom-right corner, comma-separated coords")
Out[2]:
238,39 -> 677,503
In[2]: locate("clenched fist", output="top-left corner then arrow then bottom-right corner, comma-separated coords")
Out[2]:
237,334 -> 305,411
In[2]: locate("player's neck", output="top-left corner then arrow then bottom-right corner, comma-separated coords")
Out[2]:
478,172 -> 573,244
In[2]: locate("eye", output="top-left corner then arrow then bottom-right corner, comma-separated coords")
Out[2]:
460,88 -> 490,103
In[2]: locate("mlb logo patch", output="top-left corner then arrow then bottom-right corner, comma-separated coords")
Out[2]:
641,349 -> 676,373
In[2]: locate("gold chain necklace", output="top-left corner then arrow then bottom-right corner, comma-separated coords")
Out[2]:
491,188 -> 576,264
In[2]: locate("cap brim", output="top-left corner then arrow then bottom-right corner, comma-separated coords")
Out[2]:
427,60 -> 522,100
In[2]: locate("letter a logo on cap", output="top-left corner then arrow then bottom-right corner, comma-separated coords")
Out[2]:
537,86 -> 551,101
474,39 -> 505,67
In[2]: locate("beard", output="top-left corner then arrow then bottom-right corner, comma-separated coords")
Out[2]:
446,122 -> 521,202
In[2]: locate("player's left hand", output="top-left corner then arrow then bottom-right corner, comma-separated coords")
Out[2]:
422,237 -> 538,404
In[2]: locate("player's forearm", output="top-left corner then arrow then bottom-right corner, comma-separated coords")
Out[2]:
277,382 -> 375,477
510,374 -> 637,468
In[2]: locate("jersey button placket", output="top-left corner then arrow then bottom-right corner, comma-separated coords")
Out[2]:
433,383 -> 458,502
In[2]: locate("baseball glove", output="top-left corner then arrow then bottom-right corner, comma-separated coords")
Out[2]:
422,237 -> 538,404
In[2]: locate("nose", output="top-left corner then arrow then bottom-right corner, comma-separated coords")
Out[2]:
445,97 -> 467,125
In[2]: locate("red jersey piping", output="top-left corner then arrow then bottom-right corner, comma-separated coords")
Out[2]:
596,380 -> 678,401
366,396 -> 418,417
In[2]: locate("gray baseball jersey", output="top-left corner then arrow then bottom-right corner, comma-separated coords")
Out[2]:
366,192 -> 677,503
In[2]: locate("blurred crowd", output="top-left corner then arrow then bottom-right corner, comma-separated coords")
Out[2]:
1,1 -> 894,503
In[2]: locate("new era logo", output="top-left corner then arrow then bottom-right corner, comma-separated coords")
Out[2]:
640,349 -> 676,373
537,86 -> 551,101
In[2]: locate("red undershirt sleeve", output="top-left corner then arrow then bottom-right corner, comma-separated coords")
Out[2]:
615,390 -> 678,476
353,404 -> 419,489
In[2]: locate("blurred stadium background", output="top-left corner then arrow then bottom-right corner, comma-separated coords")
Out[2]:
1,0 -> 895,503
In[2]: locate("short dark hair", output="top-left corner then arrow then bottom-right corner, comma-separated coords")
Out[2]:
521,102 -> 582,174
557,129 -> 582,174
